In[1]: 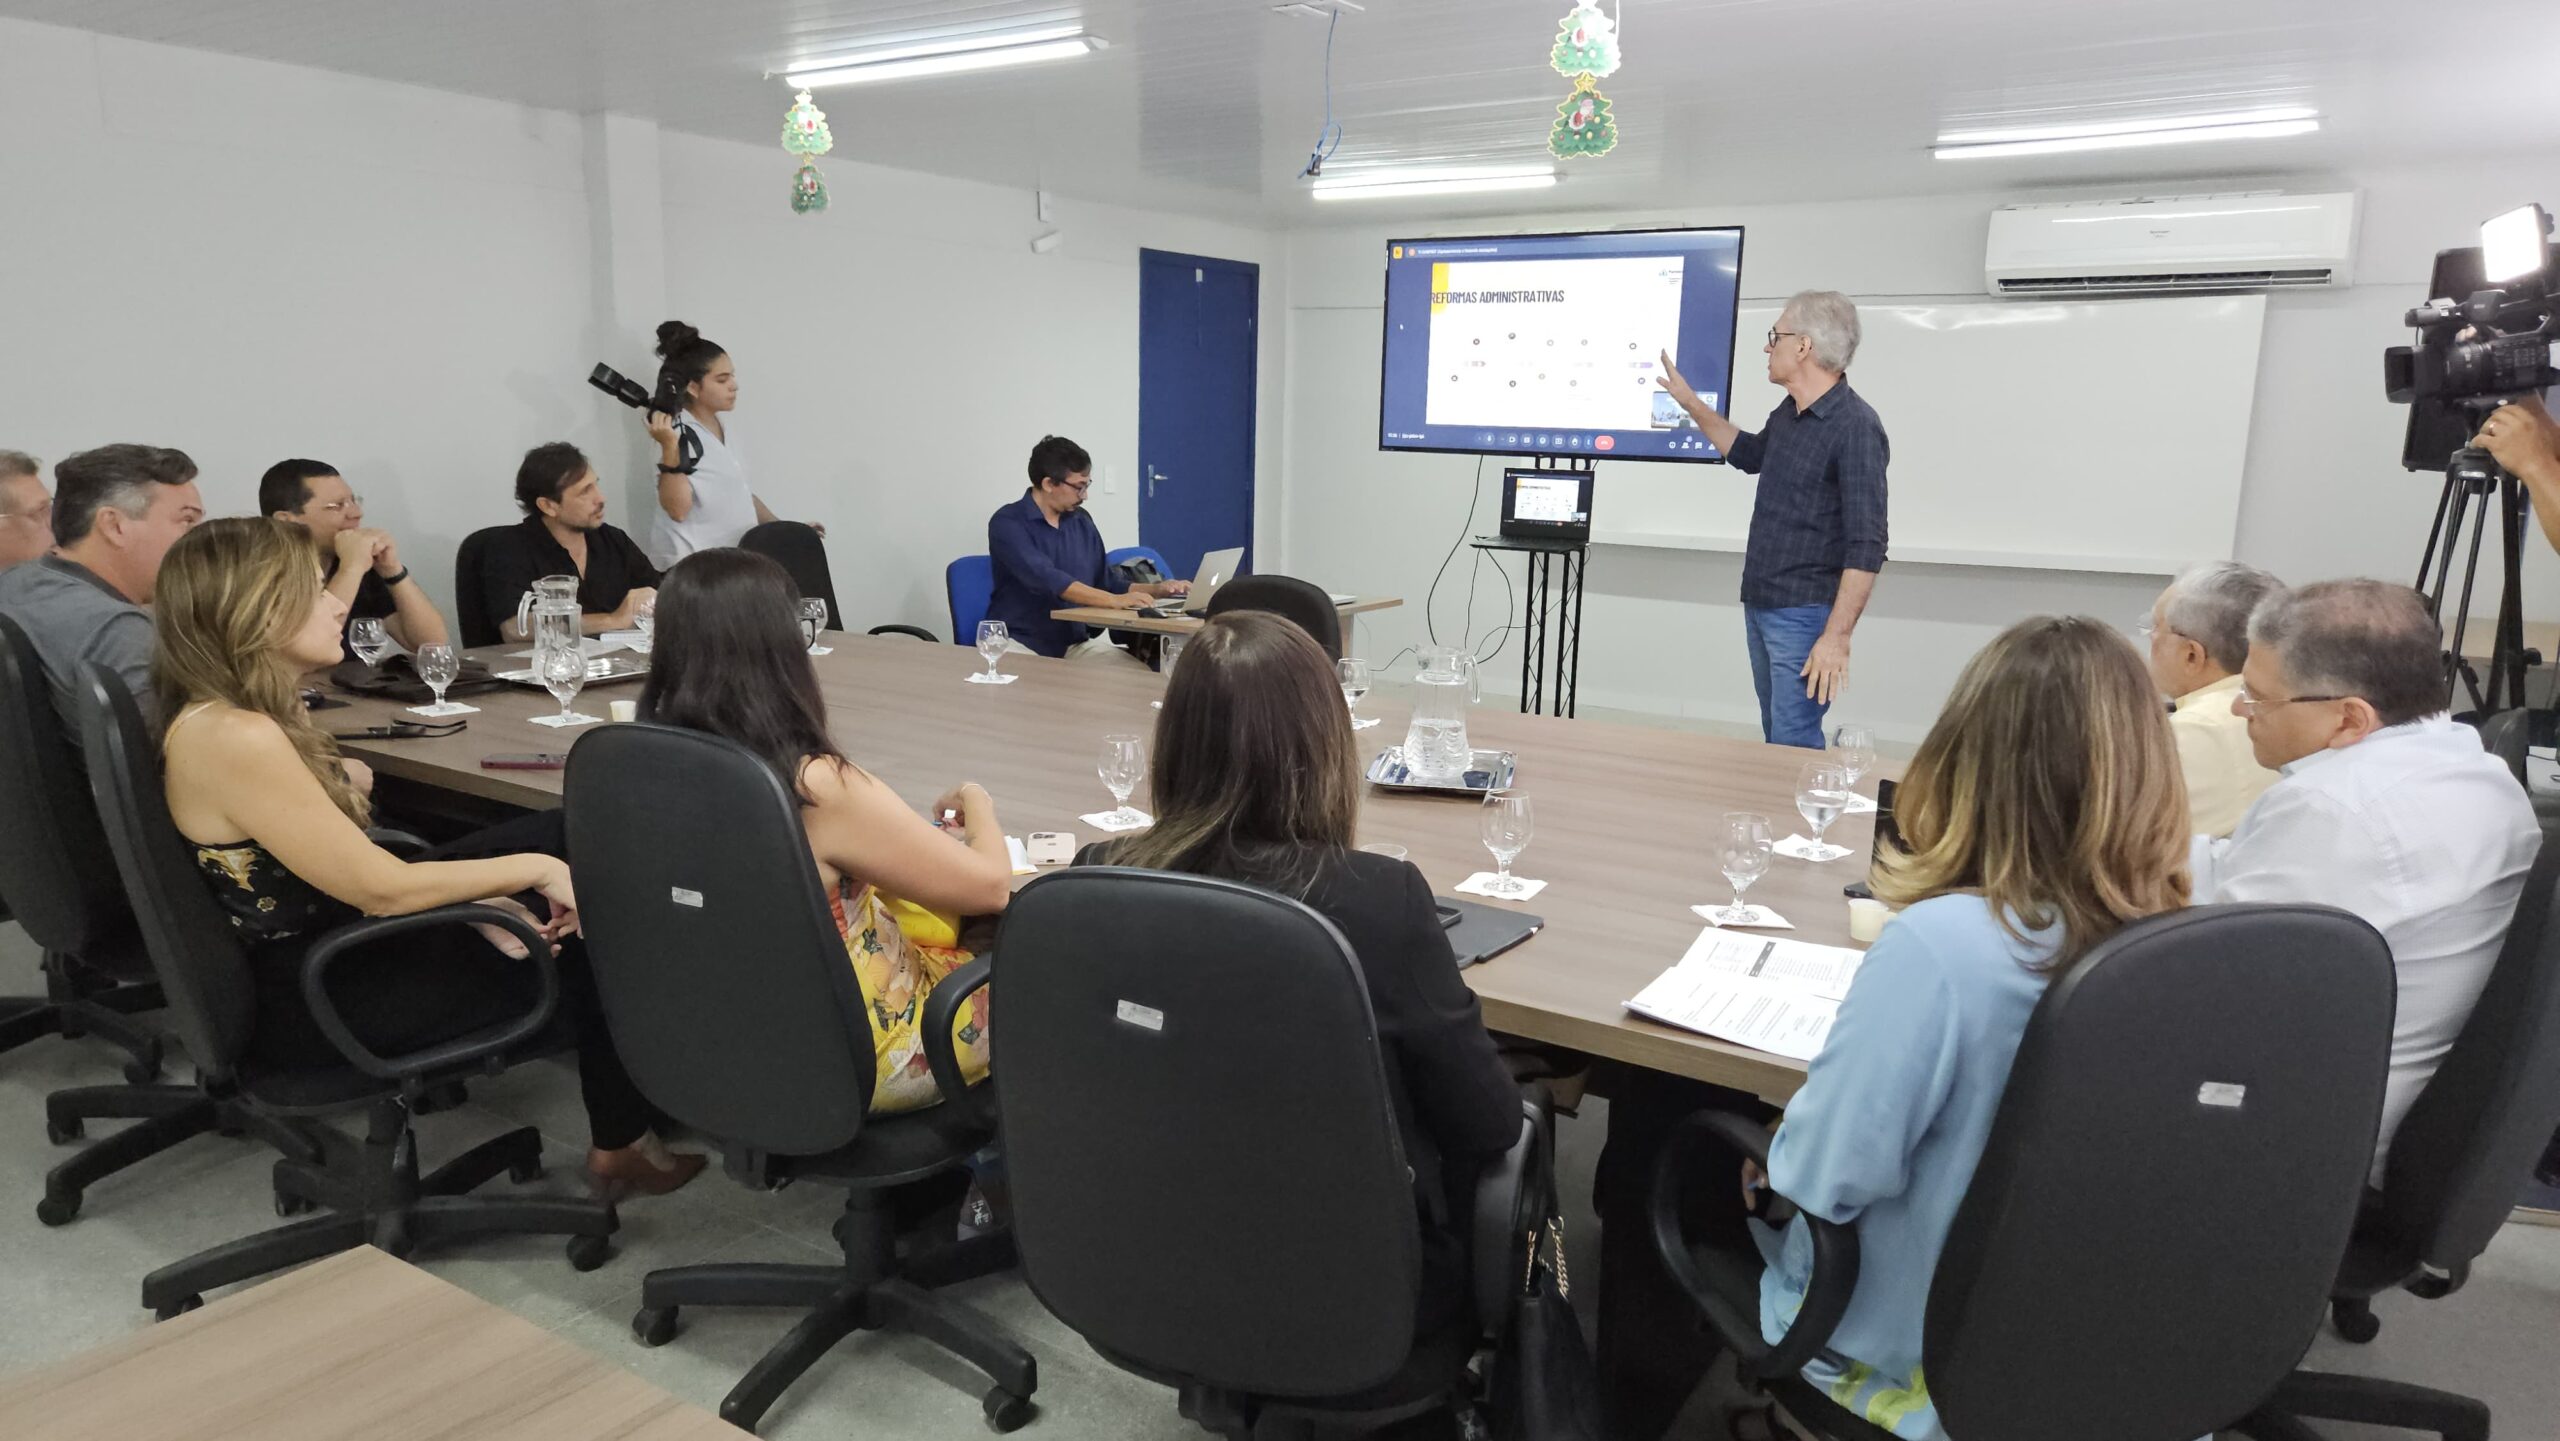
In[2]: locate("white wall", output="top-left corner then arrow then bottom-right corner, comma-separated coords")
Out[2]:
1282,160 -> 2560,741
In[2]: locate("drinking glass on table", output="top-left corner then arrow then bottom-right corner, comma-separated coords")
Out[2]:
1831,724 -> 1876,792
1338,657 -> 1379,730
538,644 -> 594,725
1097,733 -> 1146,826
799,597 -> 829,650
347,617 -> 391,668
1479,791 -> 1534,897
1796,761 -> 1852,856
1714,811 -> 1774,925
630,594 -> 655,654
415,644 -> 459,712
975,620 -> 1010,682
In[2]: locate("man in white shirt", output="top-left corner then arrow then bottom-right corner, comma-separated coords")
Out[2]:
2193,579 -> 2539,1183
2145,561 -> 2284,837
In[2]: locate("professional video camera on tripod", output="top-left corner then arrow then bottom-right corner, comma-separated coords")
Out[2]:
2384,203 -> 2560,719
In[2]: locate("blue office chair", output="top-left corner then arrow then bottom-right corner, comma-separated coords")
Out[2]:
1107,545 -> 1172,582
946,555 -> 994,648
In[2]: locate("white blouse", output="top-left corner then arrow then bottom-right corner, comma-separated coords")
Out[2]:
649,411 -> 758,567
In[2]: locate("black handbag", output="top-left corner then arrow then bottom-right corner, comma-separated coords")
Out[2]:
327,654 -> 504,704
1488,1146 -> 1603,1441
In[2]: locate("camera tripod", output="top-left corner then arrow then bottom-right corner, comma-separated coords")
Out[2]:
2418,444 -> 2533,717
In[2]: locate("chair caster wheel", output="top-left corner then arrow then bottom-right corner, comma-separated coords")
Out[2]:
275,1191 -> 317,1218
632,1305 -> 680,1347
566,1233 -> 613,1272
508,1158 -> 543,1185
123,1058 -> 160,1086
2330,1298 -> 2381,1344
36,1193 -> 80,1227
154,1294 -> 203,1322
983,1388 -> 1036,1432
45,1116 -> 83,1144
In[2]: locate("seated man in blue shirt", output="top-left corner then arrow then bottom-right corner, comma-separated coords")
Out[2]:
984,435 -> 1187,659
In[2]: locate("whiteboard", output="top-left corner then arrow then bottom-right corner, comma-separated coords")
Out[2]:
1590,294 -> 2268,575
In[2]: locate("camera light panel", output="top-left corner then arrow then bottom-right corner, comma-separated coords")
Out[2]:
2480,204 -> 2550,285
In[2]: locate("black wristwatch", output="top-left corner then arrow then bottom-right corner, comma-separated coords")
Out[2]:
380,566 -> 411,587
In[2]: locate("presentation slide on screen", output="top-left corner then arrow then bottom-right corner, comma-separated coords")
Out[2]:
1380,228 -> 1741,463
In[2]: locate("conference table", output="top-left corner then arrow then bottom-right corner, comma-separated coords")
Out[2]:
1049,593 -> 1403,638
332,630 -> 1885,1105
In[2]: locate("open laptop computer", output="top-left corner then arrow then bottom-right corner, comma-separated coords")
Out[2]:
1147,546 -> 1245,614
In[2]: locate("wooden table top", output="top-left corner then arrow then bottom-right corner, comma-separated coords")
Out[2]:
0,1247 -> 744,1440
1049,594 -> 1403,637
331,632 -> 1879,1101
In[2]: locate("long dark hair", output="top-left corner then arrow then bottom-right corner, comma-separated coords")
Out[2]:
1103,611 -> 1361,893
638,548 -> 847,801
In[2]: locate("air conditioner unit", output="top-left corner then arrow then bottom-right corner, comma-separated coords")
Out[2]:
1984,192 -> 2358,296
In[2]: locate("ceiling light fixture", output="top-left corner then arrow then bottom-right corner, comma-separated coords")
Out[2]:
1310,166 -> 1560,201
785,25 -> 1106,88
1932,106 -> 2319,160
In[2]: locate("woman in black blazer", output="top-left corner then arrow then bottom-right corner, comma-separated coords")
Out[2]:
1079,611 -> 1521,1332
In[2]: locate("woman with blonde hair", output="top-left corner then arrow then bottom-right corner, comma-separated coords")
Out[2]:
1742,615 -> 2191,1439
154,518 -> 701,1197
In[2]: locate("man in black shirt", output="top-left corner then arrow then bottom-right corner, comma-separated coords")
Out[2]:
261,459 -> 451,659
481,442 -> 661,641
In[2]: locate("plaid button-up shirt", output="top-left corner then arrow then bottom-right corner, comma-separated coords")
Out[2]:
1726,379 -> 1890,609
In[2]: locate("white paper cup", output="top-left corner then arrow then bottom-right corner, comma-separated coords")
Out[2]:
609,700 -> 638,723
1847,897 -> 1892,944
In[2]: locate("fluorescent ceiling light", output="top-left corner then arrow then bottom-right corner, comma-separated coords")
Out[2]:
1311,166 -> 1559,201
787,25 -> 1105,87
2481,204 -> 2549,284
1933,107 -> 2319,160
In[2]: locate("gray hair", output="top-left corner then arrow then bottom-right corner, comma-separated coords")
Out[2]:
2160,561 -> 2284,673
2248,579 -> 2446,727
1781,290 -> 1861,372
0,451 -> 36,481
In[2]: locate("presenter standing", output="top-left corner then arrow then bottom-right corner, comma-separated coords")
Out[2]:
641,320 -> 823,567
1656,290 -> 1888,748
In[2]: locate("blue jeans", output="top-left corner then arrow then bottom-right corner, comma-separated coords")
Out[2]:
1744,604 -> 1833,749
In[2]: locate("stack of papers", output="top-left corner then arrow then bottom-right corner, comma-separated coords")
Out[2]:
1622,929 -> 1868,1062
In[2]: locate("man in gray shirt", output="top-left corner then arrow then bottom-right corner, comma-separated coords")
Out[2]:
0,444 -> 204,730
0,451 -> 53,572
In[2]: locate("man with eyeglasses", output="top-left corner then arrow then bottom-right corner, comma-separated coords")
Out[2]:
984,434 -> 1188,660
0,450 -> 52,572
1656,291 -> 1889,748
2195,578 -> 2537,1183
2142,560 -> 2285,836
260,458 -> 448,658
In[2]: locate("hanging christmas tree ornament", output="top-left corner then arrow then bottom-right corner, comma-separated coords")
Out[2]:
1549,74 -> 1618,159
1547,2 -> 1622,81
791,163 -> 830,215
781,89 -> 834,160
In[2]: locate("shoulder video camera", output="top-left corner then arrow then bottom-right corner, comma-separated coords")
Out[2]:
587,362 -> 703,473
2384,203 -> 2558,471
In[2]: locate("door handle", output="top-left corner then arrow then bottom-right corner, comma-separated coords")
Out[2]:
1146,465 -> 1168,499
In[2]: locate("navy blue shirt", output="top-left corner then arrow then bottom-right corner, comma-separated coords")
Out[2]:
1726,379 -> 1890,610
986,492 -> 1128,657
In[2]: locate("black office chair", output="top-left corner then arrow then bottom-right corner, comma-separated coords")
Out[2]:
1651,905 -> 2400,1441
452,524 -> 512,648
0,616 -> 165,1093
867,623 -> 938,643
993,866 -> 1538,1439
562,723 -> 1034,1434
741,520 -> 840,632
2282,841 -> 2560,1440
74,668 -> 616,1317
2475,707 -> 2531,787
1200,574 -> 1342,660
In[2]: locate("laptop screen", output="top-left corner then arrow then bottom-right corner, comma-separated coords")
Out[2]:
1501,468 -> 1594,539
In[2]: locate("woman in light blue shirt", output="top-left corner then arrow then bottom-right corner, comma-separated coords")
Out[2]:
1753,616 -> 2192,1438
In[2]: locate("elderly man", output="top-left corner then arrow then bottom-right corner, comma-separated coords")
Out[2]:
261,458 -> 449,658
2145,561 -> 2285,836
0,451 -> 52,571
0,444 -> 204,727
1656,291 -> 1889,747
2194,579 -> 2538,1183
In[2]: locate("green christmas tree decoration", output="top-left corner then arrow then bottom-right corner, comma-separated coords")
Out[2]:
1548,3 -> 1621,81
782,89 -> 834,158
1549,78 -> 1618,159
791,163 -> 829,215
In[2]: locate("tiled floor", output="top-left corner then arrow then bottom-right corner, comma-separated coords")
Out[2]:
2,921 -> 2554,1439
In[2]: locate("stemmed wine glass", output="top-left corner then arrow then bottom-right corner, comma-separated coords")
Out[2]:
1338,657 -> 1379,730
1832,724 -> 1876,797
974,621 -> 1010,682
1480,791 -> 1535,897
538,645 -> 595,726
1715,812 -> 1774,925
799,597 -> 829,652
348,617 -> 391,668
1796,761 -> 1852,859
1097,734 -> 1146,826
415,644 -> 459,713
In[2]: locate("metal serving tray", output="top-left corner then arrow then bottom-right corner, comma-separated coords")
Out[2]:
1365,747 -> 1517,796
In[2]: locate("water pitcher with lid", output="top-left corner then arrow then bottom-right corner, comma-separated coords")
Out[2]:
516,575 -> 581,656
1402,644 -> 1481,781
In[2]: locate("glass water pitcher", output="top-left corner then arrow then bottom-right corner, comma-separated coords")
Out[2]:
1402,645 -> 1481,781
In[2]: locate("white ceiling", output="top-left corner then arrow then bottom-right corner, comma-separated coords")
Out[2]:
8,0 -> 2557,224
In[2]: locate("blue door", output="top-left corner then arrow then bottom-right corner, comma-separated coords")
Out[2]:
1139,249 -> 1259,580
